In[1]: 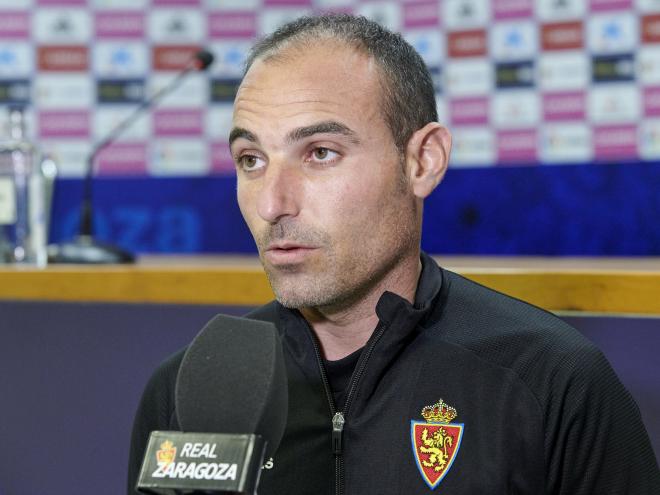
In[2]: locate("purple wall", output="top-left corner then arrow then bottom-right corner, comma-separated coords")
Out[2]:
0,302 -> 657,494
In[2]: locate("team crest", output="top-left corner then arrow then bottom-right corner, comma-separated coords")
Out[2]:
411,399 -> 464,490
156,440 -> 177,466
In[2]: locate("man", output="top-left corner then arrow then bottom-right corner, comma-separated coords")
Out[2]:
129,14 -> 659,494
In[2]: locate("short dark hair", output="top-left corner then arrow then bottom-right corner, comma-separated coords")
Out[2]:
244,14 -> 438,154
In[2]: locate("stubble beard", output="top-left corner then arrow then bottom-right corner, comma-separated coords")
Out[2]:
255,174 -> 420,312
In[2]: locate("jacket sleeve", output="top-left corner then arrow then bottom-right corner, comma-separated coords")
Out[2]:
127,350 -> 184,495
544,346 -> 660,494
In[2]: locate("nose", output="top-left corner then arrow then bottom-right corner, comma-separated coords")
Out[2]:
256,160 -> 301,224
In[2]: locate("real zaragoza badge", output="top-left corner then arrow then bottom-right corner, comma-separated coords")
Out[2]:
411,399 -> 464,490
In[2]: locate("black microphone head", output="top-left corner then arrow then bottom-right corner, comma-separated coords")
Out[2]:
175,314 -> 288,459
194,49 -> 215,70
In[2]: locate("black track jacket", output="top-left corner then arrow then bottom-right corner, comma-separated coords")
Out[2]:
128,253 -> 659,494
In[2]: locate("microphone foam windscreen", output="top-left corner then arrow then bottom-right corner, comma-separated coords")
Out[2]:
175,314 -> 288,458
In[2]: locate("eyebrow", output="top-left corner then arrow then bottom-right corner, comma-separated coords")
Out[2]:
228,120 -> 359,147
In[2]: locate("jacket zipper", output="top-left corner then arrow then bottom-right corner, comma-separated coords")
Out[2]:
307,321 -> 387,495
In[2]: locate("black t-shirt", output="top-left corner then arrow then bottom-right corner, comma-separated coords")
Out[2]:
324,348 -> 362,411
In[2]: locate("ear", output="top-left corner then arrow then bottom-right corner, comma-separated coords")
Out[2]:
405,123 -> 452,199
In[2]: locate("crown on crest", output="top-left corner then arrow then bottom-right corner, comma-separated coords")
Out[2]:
421,399 -> 457,424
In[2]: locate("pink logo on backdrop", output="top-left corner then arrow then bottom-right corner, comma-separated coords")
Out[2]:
403,1 -> 440,28
38,111 -> 90,139
450,97 -> 489,126
210,142 -> 236,175
593,125 -> 637,159
209,12 -> 257,39
154,109 -> 204,137
96,142 -> 148,175
263,0 -> 312,5
497,129 -> 538,163
0,12 -> 29,38
152,0 -> 200,6
493,0 -> 533,20
96,12 -> 144,39
37,0 -> 85,5
543,92 -> 585,121
644,87 -> 660,117
590,0 -> 632,12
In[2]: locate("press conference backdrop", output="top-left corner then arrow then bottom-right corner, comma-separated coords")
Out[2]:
2,0 -> 660,254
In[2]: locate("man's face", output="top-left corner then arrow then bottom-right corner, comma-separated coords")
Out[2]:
230,41 -> 419,310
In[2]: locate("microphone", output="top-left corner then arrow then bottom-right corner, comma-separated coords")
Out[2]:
136,314 -> 288,495
47,49 -> 215,264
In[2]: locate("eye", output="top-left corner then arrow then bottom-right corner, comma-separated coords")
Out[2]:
309,147 -> 340,164
236,154 -> 266,172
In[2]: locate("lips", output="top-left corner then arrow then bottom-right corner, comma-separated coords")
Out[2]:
264,243 -> 317,265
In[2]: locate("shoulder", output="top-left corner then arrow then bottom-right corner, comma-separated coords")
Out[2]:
432,268 -> 608,402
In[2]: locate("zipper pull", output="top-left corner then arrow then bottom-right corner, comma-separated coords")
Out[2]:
332,412 -> 345,455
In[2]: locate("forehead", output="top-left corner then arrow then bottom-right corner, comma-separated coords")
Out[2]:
232,41 -> 384,134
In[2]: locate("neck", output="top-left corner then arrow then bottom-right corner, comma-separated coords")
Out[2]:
301,253 -> 422,361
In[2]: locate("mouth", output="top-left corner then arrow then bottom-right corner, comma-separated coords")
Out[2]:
264,243 -> 317,265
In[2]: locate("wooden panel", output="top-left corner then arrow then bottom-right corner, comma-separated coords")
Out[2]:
1,256 -> 659,314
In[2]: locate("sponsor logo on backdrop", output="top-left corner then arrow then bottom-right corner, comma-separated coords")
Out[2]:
149,73 -> 207,107
592,54 -> 635,83
450,97 -> 489,126
208,12 -> 256,38
210,142 -> 236,175
491,21 -> 536,60
445,59 -> 492,96
154,109 -> 204,137
450,126 -> 495,166
0,44 -> 33,77
204,0 -> 259,9
97,79 -> 145,104
536,0 -> 586,21
93,42 -> 148,77
639,118 -> 660,159
641,15 -> 660,44
590,0 -> 633,12
152,45 -> 200,71
492,89 -> 540,128
589,84 -> 640,123
443,0 -> 490,30
541,21 -> 583,51
588,13 -> 637,54
96,142 -> 148,175
94,106 -> 151,140
355,2 -> 402,31
95,12 -> 144,38
448,29 -> 487,57
150,139 -> 208,176
593,124 -> 638,159
208,41 -> 251,78
34,75 -> 93,108
543,91 -> 586,121
38,110 -> 90,139
497,128 -> 537,163
638,46 -> 660,85
0,80 -> 30,105
0,12 -> 30,38
148,9 -> 205,43
38,46 -> 88,71
92,0 -> 148,9
403,0 -> 440,29
540,123 -> 592,163
210,79 -> 241,103
495,61 -> 535,88
538,52 -> 589,91
644,87 -> 660,117
492,0 -> 532,20
33,10 -> 92,43
404,29 -> 445,67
